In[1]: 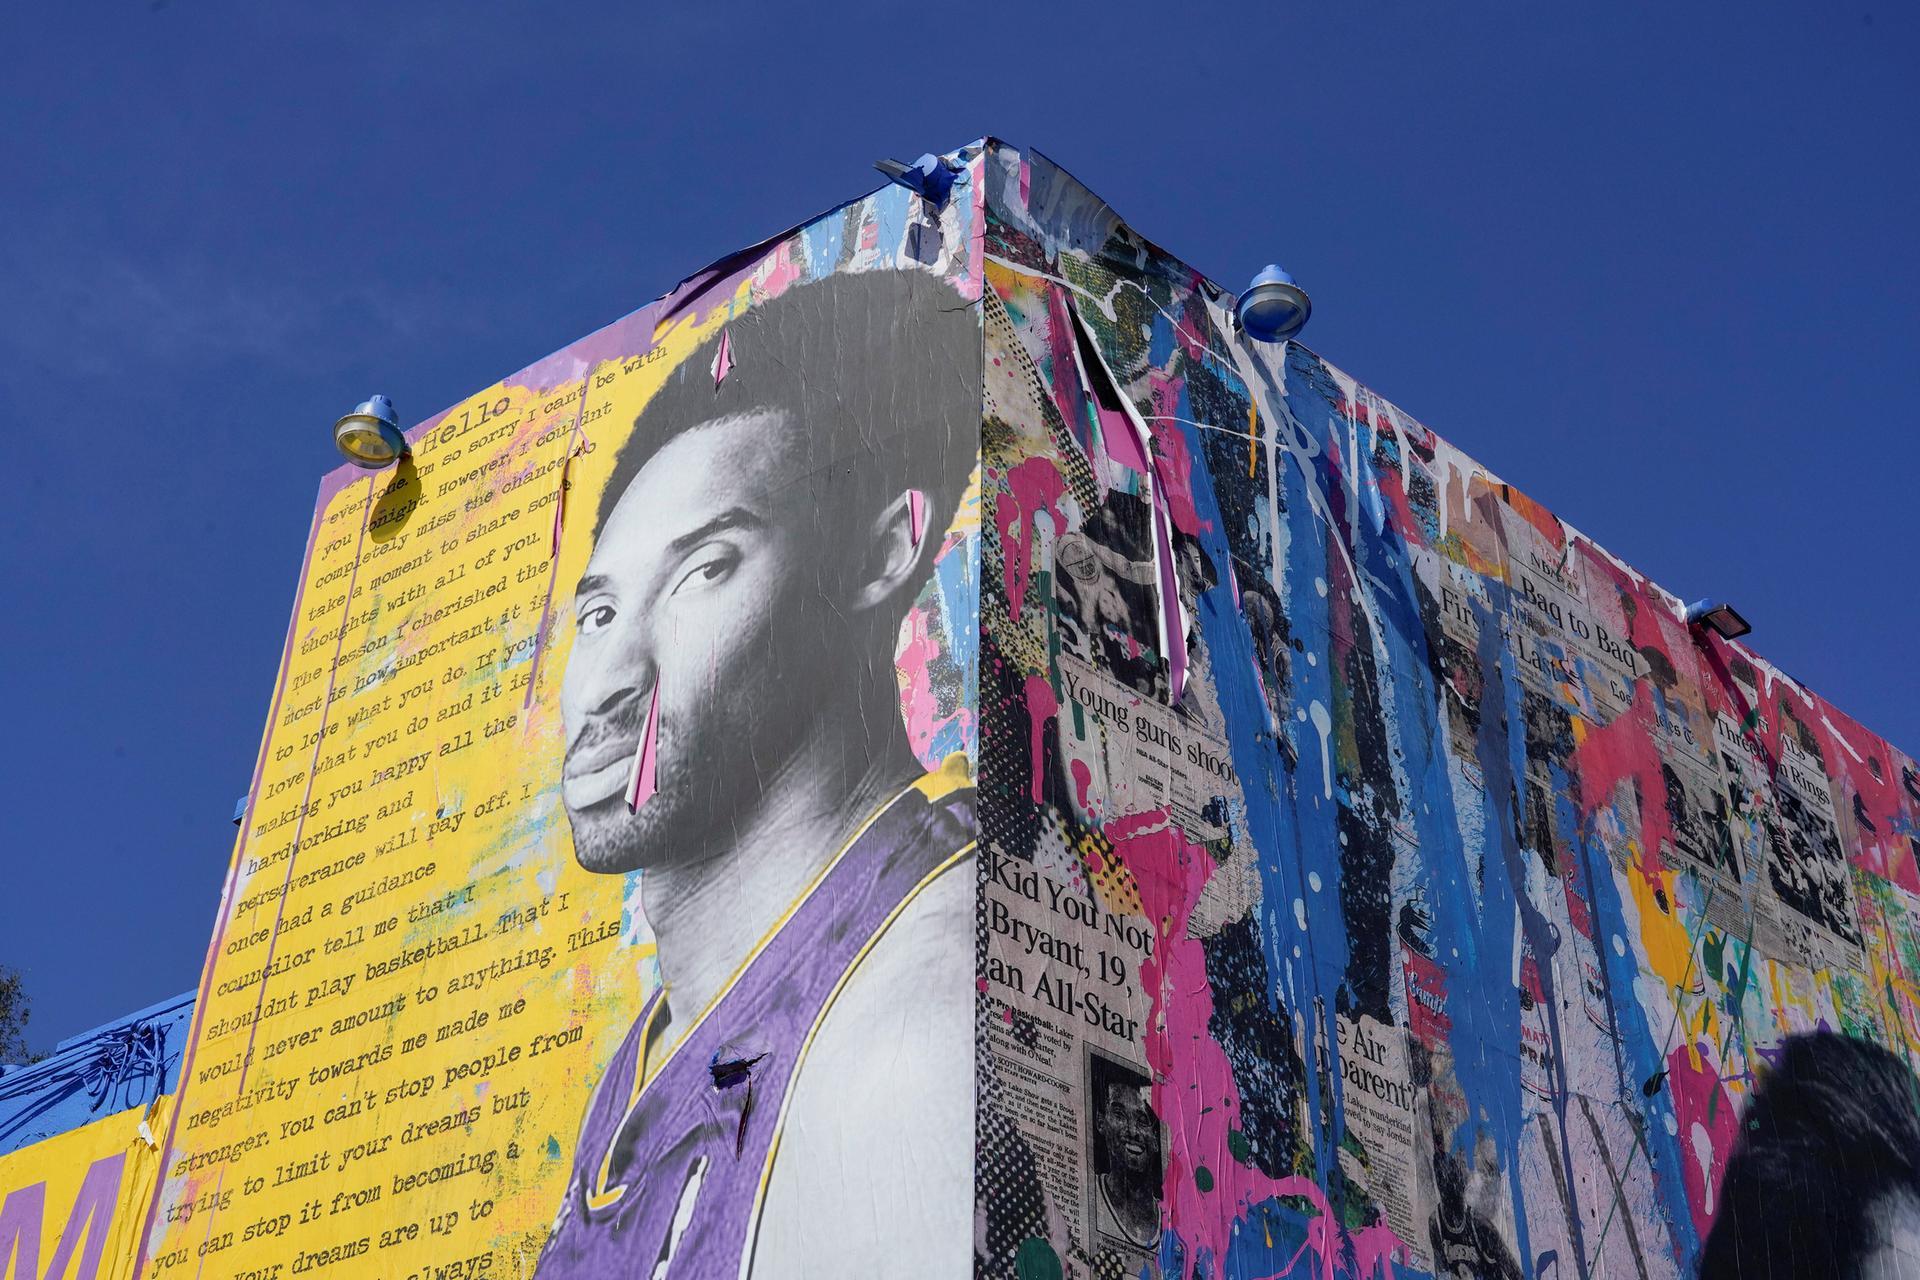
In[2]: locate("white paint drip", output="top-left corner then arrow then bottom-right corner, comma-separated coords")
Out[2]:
1821,711 -> 1866,764
1309,699 -> 1333,800
1690,1124 -> 1717,1215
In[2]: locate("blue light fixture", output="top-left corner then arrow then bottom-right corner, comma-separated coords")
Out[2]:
333,394 -> 406,468
1235,264 -> 1312,343
874,153 -> 959,207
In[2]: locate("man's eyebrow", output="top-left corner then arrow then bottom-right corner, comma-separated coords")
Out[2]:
665,507 -> 764,556
574,507 -> 766,600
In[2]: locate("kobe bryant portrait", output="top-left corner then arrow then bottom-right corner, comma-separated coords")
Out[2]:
536,265 -> 980,1279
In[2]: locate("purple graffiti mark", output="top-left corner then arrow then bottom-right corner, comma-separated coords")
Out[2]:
0,1150 -> 126,1280
995,457 -> 1067,624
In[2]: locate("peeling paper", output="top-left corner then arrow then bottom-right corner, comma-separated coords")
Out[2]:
1064,298 -> 1190,705
710,329 -> 734,387
626,681 -> 662,812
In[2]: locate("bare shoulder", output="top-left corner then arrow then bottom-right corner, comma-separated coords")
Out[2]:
749,859 -> 973,1279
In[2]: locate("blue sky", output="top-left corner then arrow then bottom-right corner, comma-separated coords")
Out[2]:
2,2 -> 1914,1052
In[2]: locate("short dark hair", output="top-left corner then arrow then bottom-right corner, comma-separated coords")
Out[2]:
594,268 -> 979,566
1699,1031 -> 1920,1278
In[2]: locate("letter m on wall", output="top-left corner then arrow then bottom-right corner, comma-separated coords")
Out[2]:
0,1153 -> 125,1280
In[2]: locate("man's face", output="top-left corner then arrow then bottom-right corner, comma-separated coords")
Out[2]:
560,411 -> 848,874
1099,1082 -> 1158,1178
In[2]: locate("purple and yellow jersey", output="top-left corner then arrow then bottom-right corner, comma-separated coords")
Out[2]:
535,756 -> 975,1279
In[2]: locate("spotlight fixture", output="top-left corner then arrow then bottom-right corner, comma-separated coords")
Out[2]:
1684,598 -> 1751,641
333,394 -> 406,469
874,153 -> 959,207
1234,264 -> 1312,343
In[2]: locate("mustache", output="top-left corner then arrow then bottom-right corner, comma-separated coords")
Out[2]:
564,690 -> 653,772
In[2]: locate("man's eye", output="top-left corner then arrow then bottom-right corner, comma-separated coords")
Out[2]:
671,546 -> 739,596
578,602 -> 617,634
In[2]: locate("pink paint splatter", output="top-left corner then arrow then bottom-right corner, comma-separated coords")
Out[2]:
1146,373 -> 1208,536
907,488 -> 927,549
1666,1041 -> 1741,1241
896,607 -> 944,767
994,457 -> 1067,623
1070,758 -> 1094,813
1106,810 -> 1408,1279
1024,673 -> 1059,804
626,681 -> 661,812
757,240 -> 805,298
1045,288 -> 1099,465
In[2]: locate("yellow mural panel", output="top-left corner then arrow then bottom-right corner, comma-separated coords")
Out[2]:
1,1099 -> 173,1280
142,173 -> 986,1280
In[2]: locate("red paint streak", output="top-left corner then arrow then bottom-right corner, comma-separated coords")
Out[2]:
1569,697 -> 1671,878
994,457 -> 1067,623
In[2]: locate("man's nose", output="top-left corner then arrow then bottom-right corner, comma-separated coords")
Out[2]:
564,625 -> 657,728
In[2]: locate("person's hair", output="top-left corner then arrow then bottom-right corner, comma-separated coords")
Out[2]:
1699,1031 -> 1920,1278
593,266 -> 979,610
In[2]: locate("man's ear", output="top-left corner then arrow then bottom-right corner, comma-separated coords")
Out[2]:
852,489 -> 931,613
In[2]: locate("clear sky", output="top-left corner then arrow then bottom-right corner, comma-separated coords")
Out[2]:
3,2 -> 1914,1054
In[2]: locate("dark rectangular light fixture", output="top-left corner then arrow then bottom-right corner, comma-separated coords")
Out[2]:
1684,598 -> 1751,641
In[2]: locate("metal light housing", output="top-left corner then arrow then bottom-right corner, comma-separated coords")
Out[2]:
874,152 -> 959,207
1235,264 -> 1312,343
334,394 -> 406,468
1684,598 -> 1752,641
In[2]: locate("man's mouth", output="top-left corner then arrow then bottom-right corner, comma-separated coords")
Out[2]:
563,739 -> 638,810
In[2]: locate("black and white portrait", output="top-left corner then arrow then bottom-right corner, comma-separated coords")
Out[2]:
1087,1049 -> 1163,1255
536,264 -> 980,1280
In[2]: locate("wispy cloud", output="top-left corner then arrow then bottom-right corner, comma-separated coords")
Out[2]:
0,233 -> 469,380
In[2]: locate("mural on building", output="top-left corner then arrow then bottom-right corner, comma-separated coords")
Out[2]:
972,143 -> 1920,1280
0,996 -> 190,1280
139,169 -> 986,1280
133,138 -> 1920,1280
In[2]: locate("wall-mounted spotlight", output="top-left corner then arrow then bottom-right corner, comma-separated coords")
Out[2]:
874,153 -> 959,207
1684,598 -> 1751,641
1235,264 -> 1312,343
333,395 -> 406,469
